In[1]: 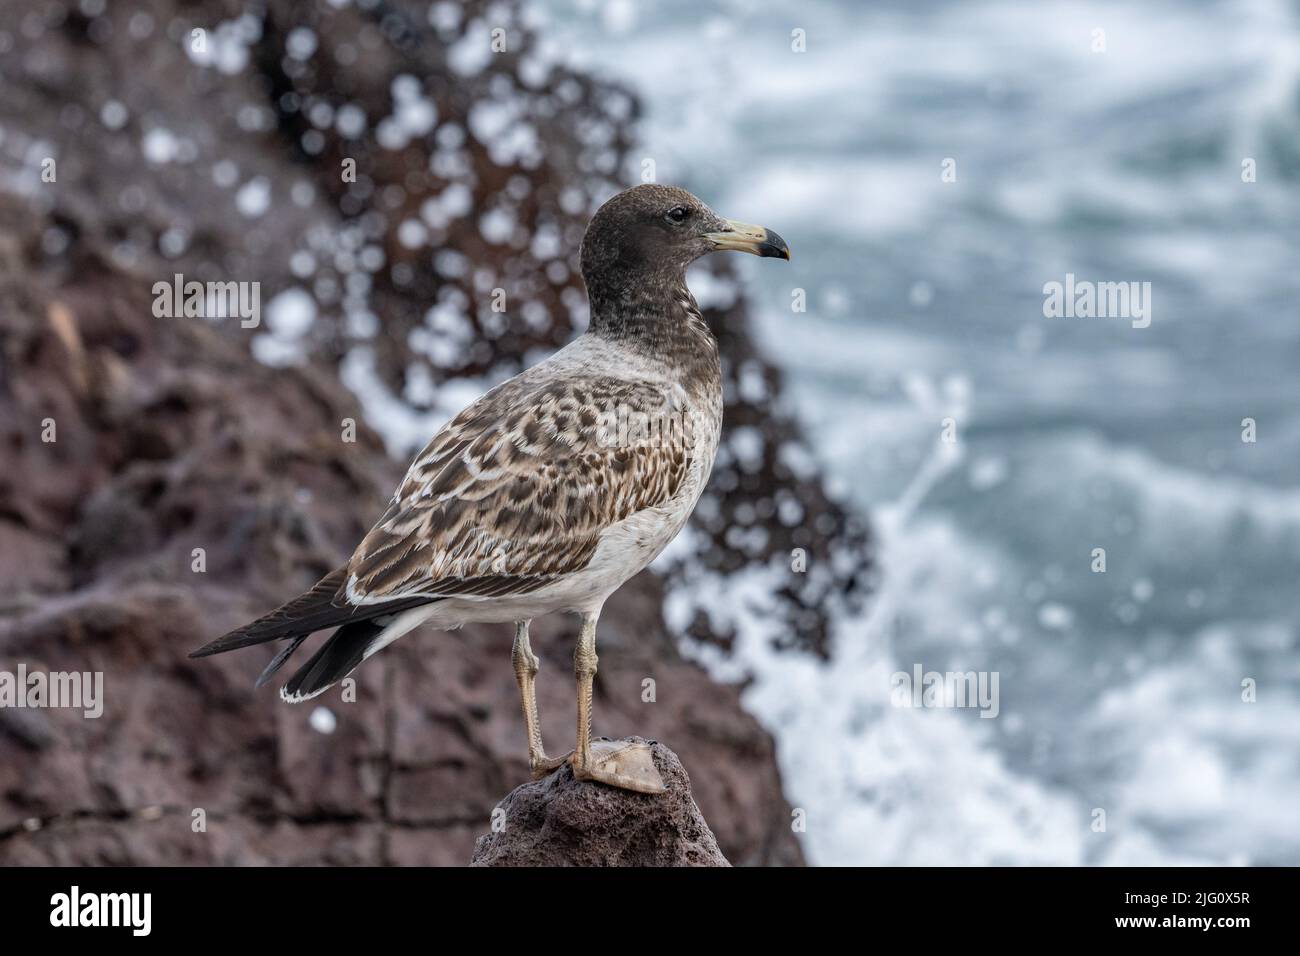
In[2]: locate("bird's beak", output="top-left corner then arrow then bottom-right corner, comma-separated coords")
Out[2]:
705,220 -> 791,260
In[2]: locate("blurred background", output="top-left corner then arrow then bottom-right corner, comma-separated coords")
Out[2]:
1,0 -> 1297,866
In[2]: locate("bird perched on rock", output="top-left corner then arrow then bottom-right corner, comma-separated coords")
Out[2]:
191,184 -> 790,794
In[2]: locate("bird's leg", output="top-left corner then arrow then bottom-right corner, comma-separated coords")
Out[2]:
572,612 -> 599,773
511,620 -> 568,778
569,612 -> 666,794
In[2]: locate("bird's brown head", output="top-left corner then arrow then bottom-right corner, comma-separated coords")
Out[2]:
580,184 -> 790,310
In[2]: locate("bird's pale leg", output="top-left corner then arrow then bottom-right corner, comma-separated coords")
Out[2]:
572,612 -> 598,771
569,612 -> 666,794
511,620 -> 568,777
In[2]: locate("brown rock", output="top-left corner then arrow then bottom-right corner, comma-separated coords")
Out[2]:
471,739 -> 729,867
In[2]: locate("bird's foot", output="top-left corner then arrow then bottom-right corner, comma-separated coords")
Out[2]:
529,751 -> 573,779
570,738 -> 666,795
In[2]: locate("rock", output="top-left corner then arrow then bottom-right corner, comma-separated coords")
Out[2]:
471,739 -> 729,867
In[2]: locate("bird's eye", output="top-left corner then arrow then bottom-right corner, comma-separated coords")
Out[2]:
666,206 -> 689,224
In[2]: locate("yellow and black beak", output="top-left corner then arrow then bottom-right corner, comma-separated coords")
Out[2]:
705,220 -> 791,260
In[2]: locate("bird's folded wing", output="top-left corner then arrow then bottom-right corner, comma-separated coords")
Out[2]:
340,373 -> 696,604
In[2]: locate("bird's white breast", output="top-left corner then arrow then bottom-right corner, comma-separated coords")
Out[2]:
533,334 -> 721,614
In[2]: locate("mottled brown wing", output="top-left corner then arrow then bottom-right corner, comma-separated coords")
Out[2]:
340,373 -> 694,603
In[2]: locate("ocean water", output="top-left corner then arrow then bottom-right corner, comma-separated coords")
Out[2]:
544,0 -> 1300,864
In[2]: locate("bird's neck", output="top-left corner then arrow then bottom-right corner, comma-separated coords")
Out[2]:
585,270 -> 719,382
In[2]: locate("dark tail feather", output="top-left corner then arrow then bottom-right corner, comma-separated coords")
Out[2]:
279,619 -> 384,703
189,567 -> 433,659
254,635 -> 309,689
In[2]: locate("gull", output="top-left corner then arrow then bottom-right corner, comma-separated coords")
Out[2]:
191,184 -> 790,793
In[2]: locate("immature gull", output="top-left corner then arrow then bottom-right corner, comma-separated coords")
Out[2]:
191,184 -> 790,793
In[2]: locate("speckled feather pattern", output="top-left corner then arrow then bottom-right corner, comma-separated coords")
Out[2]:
342,288 -> 721,608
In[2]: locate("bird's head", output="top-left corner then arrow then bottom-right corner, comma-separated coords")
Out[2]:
580,184 -> 790,296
